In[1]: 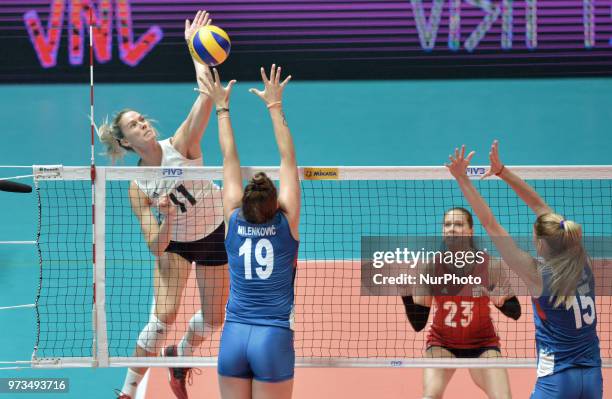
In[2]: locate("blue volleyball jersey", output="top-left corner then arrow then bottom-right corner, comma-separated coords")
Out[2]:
224,209 -> 299,329
532,264 -> 601,377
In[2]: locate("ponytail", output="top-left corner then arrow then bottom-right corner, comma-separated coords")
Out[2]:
534,213 -> 588,309
96,109 -> 134,163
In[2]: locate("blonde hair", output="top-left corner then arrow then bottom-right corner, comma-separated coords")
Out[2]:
534,213 -> 588,309
96,109 -> 134,163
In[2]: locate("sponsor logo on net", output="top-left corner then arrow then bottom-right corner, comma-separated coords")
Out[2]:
161,168 -> 183,178
303,167 -> 339,180
466,167 -> 486,177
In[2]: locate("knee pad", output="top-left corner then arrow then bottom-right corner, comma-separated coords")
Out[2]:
187,310 -> 214,338
136,314 -> 168,353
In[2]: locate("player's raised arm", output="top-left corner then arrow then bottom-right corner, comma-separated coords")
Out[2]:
128,182 -> 175,257
172,10 -> 214,159
249,64 -> 300,238
447,146 -> 542,296
482,140 -> 552,217
197,67 -> 241,221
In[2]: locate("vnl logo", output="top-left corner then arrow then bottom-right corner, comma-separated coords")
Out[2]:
23,0 -> 163,68
162,168 -> 184,178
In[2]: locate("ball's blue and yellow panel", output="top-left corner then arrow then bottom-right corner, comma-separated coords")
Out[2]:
188,25 -> 231,66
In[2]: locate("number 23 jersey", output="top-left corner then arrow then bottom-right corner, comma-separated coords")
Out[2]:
224,209 -> 299,330
135,138 -> 224,243
427,256 -> 500,349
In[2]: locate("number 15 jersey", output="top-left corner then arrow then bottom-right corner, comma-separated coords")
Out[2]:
225,209 -> 299,330
532,264 -> 601,377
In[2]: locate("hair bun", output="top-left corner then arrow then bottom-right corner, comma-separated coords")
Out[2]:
251,173 -> 269,191
242,172 -> 278,224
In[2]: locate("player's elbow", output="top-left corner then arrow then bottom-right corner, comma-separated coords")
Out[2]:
280,153 -> 297,172
402,296 -> 430,332
222,148 -> 239,162
151,248 -> 165,258
149,245 -> 164,258
496,296 -> 521,320
146,239 -> 167,258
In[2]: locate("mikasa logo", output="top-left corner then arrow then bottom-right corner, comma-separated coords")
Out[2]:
303,167 -> 339,180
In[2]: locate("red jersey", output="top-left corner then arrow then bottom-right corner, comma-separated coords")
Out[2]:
426,254 -> 500,349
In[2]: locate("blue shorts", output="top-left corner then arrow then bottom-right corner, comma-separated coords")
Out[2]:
217,321 -> 295,382
530,367 -> 602,399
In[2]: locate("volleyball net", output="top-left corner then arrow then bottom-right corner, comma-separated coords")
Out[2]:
31,165 -> 612,368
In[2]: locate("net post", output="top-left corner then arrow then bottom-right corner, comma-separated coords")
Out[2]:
93,167 -> 108,367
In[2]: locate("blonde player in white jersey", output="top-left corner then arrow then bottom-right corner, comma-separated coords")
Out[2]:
98,11 -> 227,399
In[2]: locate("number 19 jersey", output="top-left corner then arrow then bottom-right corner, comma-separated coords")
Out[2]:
224,209 -> 299,330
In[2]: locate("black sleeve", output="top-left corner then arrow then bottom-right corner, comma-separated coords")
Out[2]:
401,296 -> 431,332
496,296 -> 521,320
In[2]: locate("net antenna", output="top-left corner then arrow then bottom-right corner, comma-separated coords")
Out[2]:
89,6 -> 95,170
88,7 -> 109,368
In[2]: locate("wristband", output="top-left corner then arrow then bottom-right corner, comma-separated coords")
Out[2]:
266,101 -> 282,109
216,107 -> 229,115
495,165 -> 505,176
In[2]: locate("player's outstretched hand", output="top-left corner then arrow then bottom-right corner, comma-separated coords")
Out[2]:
481,140 -> 504,180
446,145 -> 475,180
185,10 -> 211,43
196,68 -> 236,109
249,64 -> 291,107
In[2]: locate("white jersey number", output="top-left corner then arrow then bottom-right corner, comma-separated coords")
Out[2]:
571,295 -> 596,329
443,301 -> 474,328
239,238 -> 274,280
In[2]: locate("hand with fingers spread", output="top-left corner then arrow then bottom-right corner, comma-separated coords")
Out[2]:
184,10 -> 211,43
185,10 -> 214,94
197,68 -> 236,109
249,64 -> 292,108
481,140 -> 504,179
445,145 -> 476,179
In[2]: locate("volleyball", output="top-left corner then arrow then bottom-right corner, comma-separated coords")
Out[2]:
188,25 -> 231,66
